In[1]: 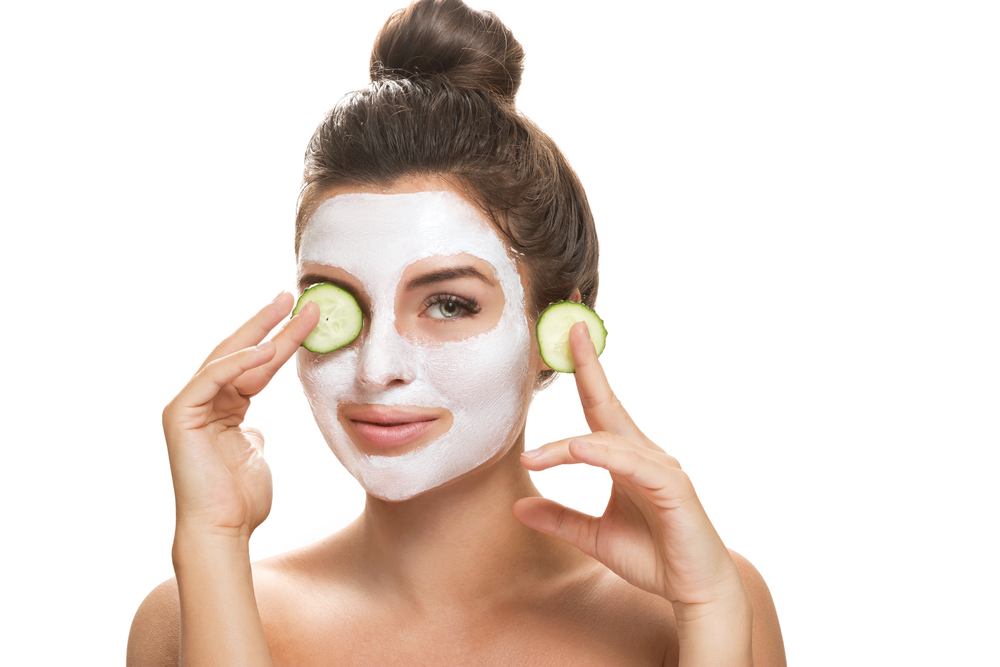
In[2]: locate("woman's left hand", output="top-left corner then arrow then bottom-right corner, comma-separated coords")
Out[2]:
513,321 -> 748,610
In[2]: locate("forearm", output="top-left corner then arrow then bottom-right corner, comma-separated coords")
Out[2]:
672,591 -> 753,667
172,529 -> 273,666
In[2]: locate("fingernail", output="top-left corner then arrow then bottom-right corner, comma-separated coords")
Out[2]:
572,439 -> 591,449
272,290 -> 286,304
522,448 -> 543,458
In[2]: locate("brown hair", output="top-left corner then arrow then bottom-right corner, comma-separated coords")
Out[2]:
294,0 -> 600,390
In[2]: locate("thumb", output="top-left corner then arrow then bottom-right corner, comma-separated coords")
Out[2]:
512,497 -> 600,560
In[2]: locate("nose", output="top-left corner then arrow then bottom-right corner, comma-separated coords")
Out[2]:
355,308 -> 417,389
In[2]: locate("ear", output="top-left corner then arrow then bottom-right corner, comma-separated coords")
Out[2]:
537,287 -> 583,373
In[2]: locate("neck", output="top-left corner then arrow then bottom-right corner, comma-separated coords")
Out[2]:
342,430 -> 594,615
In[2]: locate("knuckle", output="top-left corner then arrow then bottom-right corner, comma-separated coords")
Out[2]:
554,506 -> 570,533
638,437 -> 680,468
624,449 -> 643,474
161,403 -> 180,437
674,468 -> 694,493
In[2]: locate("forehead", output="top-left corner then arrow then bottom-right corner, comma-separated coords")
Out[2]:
296,190 -> 511,277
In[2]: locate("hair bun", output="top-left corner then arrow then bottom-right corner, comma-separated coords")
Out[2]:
370,0 -> 524,102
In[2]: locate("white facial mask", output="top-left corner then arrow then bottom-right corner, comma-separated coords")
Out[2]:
296,190 -> 533,502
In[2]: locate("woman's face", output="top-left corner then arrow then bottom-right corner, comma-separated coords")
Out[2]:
295,181 -> 541,502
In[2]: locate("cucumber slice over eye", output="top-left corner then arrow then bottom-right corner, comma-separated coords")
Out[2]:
536,300 -> 607,373
292,283 -> 364,353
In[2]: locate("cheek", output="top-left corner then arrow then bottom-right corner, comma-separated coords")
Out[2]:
296,348 -> 358,396
420,314 -> 533,396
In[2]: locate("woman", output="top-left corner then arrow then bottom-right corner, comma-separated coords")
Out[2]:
128,1 -> 785,664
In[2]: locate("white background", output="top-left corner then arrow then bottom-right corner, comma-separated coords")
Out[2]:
2,1 -> 997,664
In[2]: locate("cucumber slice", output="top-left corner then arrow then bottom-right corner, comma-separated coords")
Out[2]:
292,283 -> 364,353
536,300 -> 607,373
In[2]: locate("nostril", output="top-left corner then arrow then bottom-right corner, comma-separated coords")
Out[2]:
355,337 -> 417,386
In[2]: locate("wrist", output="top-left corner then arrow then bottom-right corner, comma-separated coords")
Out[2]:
172,523 -> 251,569
672,586 -> 753,667
169,524 -> 271,665
672,584 -> 752,626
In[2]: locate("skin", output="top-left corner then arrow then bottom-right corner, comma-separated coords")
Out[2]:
139,173 -> 786,665
294,175 -> 600,611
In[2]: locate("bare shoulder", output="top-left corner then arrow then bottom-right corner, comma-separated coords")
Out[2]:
124,555 -> 311,666
581,566 -> 680,665
127,574 -> 181,666
244,533 -> 366,662
127,536 -> 682,666
728,548 -> 788,667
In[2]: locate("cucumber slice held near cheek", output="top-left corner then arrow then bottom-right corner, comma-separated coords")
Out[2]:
292,283 -> 364,354
536,300 -> 608,373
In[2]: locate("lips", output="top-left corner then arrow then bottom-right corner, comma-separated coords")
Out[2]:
343,405 -> 441,450
343,405 -> 439,426
348,420 -> 437,449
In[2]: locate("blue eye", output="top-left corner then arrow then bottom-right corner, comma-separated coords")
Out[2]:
423,294 -> 482,321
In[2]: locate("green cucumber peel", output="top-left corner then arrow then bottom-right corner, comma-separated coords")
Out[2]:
293,282 -> 364,354
536,300 -> 607,373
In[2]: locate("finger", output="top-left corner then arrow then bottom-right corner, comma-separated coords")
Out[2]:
196,291 -> 296,373
523,432 -> 681,468
523,433 -> 686,494
568,321 -> 646,441
231,300 -> 321,397
172,341 -> 278,418
512,496 -> 600,560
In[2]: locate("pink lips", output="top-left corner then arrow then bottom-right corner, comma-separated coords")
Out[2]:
342,404 -> 442,450
348,418 -> 437,449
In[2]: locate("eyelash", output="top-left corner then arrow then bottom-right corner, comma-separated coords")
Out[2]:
298,280 -> 481,322
423,294 -> 481,321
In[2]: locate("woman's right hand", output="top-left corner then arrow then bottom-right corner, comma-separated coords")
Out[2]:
161,291 -> 320,541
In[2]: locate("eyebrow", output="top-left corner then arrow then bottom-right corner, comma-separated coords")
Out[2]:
404,265 -> 495,289
297,265 -> 495,292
